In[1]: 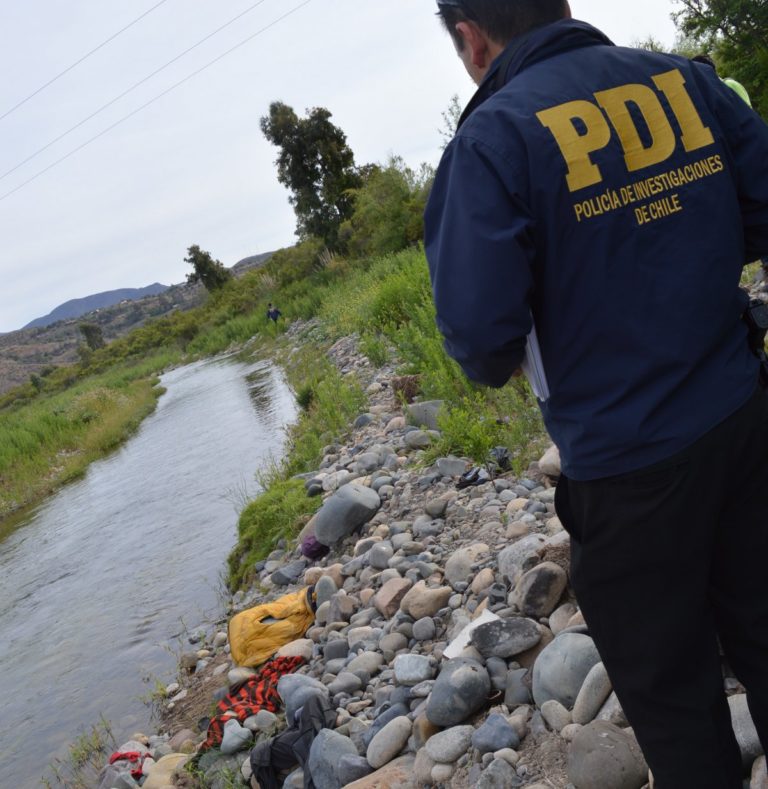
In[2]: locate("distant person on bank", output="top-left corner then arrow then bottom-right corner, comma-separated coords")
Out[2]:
266,303 -> 281,323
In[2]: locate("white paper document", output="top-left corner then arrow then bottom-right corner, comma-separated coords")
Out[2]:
521,318 -> 550,402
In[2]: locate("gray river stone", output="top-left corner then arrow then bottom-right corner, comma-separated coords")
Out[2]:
367,716 -> 412,769
271,559 -> 306,586
278,674 -> 329,722
412,616 -> 436,641
313,484 -> 381,546
471,617 -> 542,658
407,400 -> 444,431
572,661 -> 612,725
337,754 -> 373,785
315,575 -> 338,607
426,658 -> 491,727
425,724 -> 475,763
477,758 -> 521,789
567,721 -> 648,789
436,456 -> 469,477
471,713 -> 520,753
323,638 -> 349,661
393,654 -> 435,686
308,729 -> 358,789
497,534 -> 548,586
532,632 -> 602,710
369,542 -> 394,570
513,562 -> 568,617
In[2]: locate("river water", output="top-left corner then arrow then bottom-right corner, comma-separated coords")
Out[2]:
0,356 -> 297,788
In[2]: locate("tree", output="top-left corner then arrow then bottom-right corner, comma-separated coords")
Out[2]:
260,102 -> 363,248
339,157 -> 434,258
185,244 -> 231,292
674,0 -> 768,116
438,94 -> 464,150
78,321 -> 105,351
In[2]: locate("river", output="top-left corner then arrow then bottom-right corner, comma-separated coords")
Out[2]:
0,356 -> 297,788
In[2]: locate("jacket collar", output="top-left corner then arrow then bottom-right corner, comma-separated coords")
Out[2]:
457,19 -> 615,129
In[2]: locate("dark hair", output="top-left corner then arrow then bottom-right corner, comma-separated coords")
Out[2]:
438,0 -> 568,50
692,53 -> 717,71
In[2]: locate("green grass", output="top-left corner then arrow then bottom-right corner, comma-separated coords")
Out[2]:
228,478 -> 322,589
0,356 -> 169,521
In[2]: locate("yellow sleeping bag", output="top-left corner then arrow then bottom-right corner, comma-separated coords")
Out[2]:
228,586 -> 316,667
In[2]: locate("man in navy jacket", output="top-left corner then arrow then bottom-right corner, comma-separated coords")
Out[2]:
426,1 -> 768,786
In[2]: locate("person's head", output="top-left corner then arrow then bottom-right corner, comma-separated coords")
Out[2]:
436,0 -> 571,83
692,53 -> 717,72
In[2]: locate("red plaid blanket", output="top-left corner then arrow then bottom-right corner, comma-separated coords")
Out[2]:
203,655 -> 306,749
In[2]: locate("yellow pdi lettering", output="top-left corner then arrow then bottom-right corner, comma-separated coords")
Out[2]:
652,69 -> 714,153
594,83 -> 676,172
536,101 -> 612,191
537,68 -> 715,193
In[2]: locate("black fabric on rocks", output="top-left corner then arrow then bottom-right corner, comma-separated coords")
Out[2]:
249,693 -> 335,789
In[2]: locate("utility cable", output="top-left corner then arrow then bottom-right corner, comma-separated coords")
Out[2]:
0,0 -> 315,205
0,0 -> 273,183
0,0 -> 172,123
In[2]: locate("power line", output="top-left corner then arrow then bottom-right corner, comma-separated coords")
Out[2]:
0,0 -> 315,205
0,0 -> 173,123
0,0 -> 274,183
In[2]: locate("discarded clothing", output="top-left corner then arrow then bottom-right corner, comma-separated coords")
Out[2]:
249,693 -> 336,789
203,655 -> 305,749
106,750 -> 152,780
228,586 -> 316,668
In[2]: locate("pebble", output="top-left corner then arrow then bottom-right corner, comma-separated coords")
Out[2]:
532,632 -> 602,709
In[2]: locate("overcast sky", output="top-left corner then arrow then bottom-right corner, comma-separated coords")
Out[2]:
0,0 -> 679,333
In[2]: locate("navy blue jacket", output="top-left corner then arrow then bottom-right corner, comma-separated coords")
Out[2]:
425,19 -> 768,480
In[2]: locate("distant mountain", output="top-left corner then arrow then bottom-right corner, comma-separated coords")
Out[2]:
1,251 -> 276,396
24,284 -> 170,329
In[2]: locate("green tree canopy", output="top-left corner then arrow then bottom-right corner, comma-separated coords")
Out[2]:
185,244 -> 232,292
674,0 -> 768,115
260,102 -> 363,249
78,321 -> 105,351
339,157 -> 434,258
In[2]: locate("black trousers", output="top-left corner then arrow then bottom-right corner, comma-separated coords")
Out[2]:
555,386 -> 768,788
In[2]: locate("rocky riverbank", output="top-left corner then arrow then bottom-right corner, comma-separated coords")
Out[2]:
97,324 -> 768,789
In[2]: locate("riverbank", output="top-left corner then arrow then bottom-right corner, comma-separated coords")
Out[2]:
0,355 -> 171,524
89,321 -> 768,789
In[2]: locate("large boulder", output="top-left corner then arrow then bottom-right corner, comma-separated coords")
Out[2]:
532,632 -> 601,709
567,721 -> 647,789
313,484 -> 381,546
470,616 -> 542,659
426,658 -> 491,727
308,729 -> 359,789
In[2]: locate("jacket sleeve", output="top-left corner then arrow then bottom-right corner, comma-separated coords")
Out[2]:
709,78 -> 768,261
424,133 -> 534,388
